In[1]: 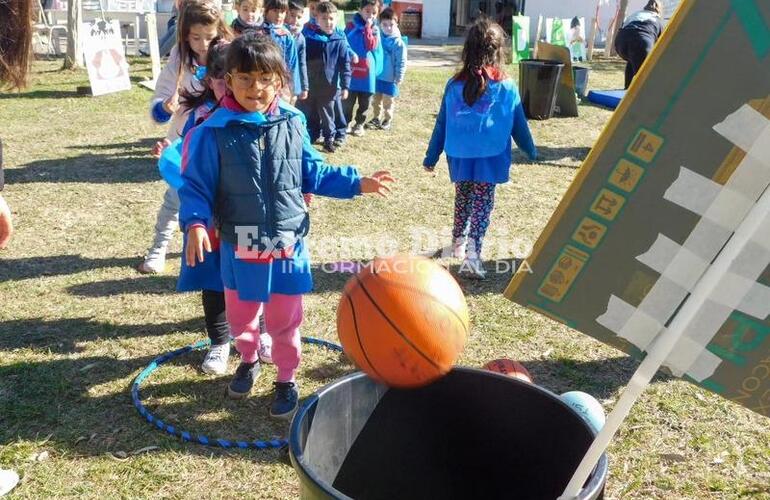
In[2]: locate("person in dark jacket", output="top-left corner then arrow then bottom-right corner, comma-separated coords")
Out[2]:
614,0 -> 664,88
302,1 -> 352,152
287,0 -> 310,103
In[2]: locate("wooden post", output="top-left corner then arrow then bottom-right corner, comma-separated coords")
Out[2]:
609,0 -> 629,57
63,0 -> 82,69
533,15 -> 543,58
586,16 -> 598,61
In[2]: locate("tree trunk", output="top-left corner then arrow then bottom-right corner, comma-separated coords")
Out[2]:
609,0 -> 629,57
63,0 -> 82,69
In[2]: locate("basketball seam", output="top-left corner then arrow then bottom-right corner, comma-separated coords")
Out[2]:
345,291 -> 386,382
362,270 -> 471,338
353,274 -> 442,371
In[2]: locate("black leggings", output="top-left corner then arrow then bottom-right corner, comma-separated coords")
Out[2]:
343,91 -> 373,126
614,29 -> 655,89
202,289 -> 229,346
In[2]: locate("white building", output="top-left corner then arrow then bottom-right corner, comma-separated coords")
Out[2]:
418,0 -> 680,39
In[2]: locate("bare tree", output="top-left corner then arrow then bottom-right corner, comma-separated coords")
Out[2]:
63,0 -> 82,69
609,0 -> 629,57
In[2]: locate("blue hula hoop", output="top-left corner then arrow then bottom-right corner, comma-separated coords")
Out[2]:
131,337 -> 343,450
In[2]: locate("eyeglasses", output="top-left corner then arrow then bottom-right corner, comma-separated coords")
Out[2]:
228,72 -> 280,90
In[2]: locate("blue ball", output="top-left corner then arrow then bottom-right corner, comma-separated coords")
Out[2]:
560,391 -> 605,432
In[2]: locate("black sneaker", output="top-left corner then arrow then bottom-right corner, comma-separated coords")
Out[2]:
323,140 -> 336,153
227,361 -> 261,399
365,118 -> 381,130
270,381 -> 299,419
380,119 -> 392,130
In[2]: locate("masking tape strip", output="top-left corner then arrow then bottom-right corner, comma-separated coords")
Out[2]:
596,104 -> 770,378
712,104 -> 769,154
664,167 -> 757,231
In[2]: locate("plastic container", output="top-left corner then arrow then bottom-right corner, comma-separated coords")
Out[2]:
573,65 -> 590,98
519,59 -> 565,120
290,368 -> 608,500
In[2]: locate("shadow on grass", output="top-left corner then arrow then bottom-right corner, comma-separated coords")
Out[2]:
0,316 -> 201,353
66,138 -> 159,151
6,152 -> 159,184
67,275 -> 178,297
0,253 -> 181,281
0,89 -> 86,99
0,353 -> 289,464
514,146 -> 591,169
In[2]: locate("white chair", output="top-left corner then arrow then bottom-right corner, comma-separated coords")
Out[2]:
34,0 -> 68,56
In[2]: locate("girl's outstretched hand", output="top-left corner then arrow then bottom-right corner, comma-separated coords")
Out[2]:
360,170 -> 395,198
186,225 -> 211,267
152,138 -> 171,158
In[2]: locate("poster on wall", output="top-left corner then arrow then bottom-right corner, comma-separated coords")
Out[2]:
511,16 -> 530,62
82,19 -> 132,96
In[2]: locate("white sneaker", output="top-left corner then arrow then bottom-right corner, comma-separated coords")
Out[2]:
460,257 -> 487,279
451,237 -> 468,259
201,342 -> 230,375
137,254 -> 166,274
0,469 -> 19,496
351,124 -> 365,137
258,332 -> 273,364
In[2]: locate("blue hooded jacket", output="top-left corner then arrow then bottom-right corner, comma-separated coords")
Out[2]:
179,99 -> 363,301
345,13 -> 383,93
262,22 -> 301,96
424,77 -> 538,184
303,24 -> 352,92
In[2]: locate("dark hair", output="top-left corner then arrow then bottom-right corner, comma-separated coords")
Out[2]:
177,0 -> 232,75
455,18 -> 507,106
570,16 -> 581,29
360,0 -> 377,9
265,0 -> 289,12
289,0 -> 304,11
379,6 -> 396,22
181,38 -> 230,111
0,0 -> 33,90
226,32 -> 291,88
644,0 -> 662,13
316,1 -> 337,14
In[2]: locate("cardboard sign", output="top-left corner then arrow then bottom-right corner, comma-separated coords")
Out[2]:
511,16 -> 531,63
506,0 -> 770,418
535,42 -> 579,118
82,19 -> 132,96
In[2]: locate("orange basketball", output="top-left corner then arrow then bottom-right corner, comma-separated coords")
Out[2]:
337,254 -> 469,388
483,359 -> 532,382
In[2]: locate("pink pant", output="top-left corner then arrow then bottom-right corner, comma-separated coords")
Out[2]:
224,289 -> 303,382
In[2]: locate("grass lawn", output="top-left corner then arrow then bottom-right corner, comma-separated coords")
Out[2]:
0,56 -> 768,499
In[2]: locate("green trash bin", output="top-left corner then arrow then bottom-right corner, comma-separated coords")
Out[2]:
290,368 -> 609,500
519,59 -> 565,120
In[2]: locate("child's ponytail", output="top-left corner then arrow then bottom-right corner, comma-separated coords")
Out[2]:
455,18 -> 507,106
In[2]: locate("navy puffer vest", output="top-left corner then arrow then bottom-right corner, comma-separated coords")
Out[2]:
213,114 -> 309,250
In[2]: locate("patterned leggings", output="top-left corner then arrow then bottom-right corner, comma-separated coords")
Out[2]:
453,181 -> 496,258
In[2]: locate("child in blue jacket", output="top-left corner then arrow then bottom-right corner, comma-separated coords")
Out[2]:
287,1 -> 309,102
302,1 -> 351,152
261,0 -> 300,98
423,19 -> 537,279
367,7 -> 406,131
343,0 -> 382,137
179,34 -> 393,418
